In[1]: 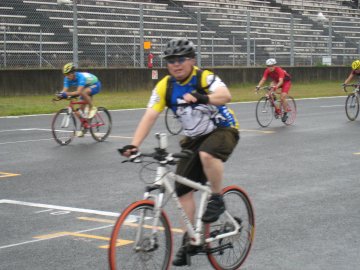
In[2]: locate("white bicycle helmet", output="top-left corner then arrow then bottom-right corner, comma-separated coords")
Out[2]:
266,58 -> 277,66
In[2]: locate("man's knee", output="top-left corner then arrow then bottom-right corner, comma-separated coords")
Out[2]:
199,151 -> 216,164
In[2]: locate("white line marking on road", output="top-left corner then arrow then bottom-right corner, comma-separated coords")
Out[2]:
0,224 -> 113,250
320,105 -> 343,108
0,138 -> 53,145
0,199 -> 120,217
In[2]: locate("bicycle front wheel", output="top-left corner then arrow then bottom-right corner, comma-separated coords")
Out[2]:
206,186 -> 255,270
283,96 -> 297,125
109,200 -> 173,270
90,107 -> 112,142
255,97 -> 274,127
165,107 -> 183,135
345,93 -> 360,121
51,108 -> 77,145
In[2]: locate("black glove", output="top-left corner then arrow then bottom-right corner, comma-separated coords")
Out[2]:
118,145 -> 137,155
191,92 -> 209,104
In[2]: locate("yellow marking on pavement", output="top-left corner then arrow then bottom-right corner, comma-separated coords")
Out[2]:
78,216 -> 115,224
0,172 -> 21,178
78,216 -> 184,233
99,239 -> 134,249
239,129 -> 275,134
34,232 -> 72,239
354,152 -> 360,155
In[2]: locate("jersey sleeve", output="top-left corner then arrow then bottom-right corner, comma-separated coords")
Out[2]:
262,68 -> 270,79
275,67 -> 286,79
147,76 -> 169,113
202,70 -> 227,93
63,77 -> 70,88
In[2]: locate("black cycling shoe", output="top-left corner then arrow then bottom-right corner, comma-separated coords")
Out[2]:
281,112 -> 288,123
172,234 -> 198,266
201,193 -> 225,223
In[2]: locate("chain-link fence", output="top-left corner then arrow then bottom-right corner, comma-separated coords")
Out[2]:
1,0 -> 359,69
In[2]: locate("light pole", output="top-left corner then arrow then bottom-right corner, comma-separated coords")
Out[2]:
57,0 -> 78,67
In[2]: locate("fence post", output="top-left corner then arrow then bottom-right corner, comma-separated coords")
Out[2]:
197,9 -> 201,67
104,30 -> 108,68
73,0 -> 78,67
3,27 -> 6,68
139,4 -> 144,68
290,15 -> 294,66
40,30 -> 43,67
246,11 -> 251,67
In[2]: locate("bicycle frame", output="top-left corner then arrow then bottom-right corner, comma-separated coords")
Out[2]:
135,150 -> 240,249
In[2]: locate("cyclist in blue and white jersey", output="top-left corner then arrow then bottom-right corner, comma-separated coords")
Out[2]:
57,62 -> 101,119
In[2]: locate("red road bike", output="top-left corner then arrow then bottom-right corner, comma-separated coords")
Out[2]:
255,86 -> 297,127
51,96 -> 112,145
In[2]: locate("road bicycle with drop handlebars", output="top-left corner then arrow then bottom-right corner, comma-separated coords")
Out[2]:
51,95 -> 112,145
255,86 -> 297,127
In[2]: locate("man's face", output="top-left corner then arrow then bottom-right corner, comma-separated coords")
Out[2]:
65,73 -> 75,80
166,56 -> 195,81
267,65 -> 275,72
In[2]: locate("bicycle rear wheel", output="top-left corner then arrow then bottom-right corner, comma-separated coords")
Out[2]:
255,97 -> 274,127
206,186 -> 255,270
109,200 -> 173,270
90,107 -> 112,142
51,108 -> 76,145
283,96 -> 297,125
345,93 -> 359,121
165,107 -> 183,135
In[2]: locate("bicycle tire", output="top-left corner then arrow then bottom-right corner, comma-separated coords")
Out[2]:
345,93 -> 360,121
283,96 -> 297,126
206,185 -> 255,270
165,107 -> 183,135
255,96 -> 274,127
109,200 -> 173,270
51,108 -> 77,145
90,107 -> 112,142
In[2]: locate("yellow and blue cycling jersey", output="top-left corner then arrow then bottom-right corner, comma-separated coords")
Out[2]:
64,72 -> 99,88
148,66 -> 239,137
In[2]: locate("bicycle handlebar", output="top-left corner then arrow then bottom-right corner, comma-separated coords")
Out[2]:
120,148 -> 193,165
343,84 -> 360,93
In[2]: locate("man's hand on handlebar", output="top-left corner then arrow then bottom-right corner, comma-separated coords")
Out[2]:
118,144 -> 138,158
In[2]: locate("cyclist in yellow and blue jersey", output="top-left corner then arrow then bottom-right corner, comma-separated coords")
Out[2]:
57,63 -> 100,119
120,38 -> 240,267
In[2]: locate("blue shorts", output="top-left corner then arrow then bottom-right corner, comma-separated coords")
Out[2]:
88,81 -> 101,96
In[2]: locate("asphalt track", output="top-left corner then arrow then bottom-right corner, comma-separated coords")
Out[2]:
1,96 -> 359,270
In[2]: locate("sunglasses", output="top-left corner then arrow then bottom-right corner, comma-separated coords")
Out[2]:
166,56 -> 191,65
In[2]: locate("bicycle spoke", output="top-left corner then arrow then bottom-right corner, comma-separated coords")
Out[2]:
51,109 -> 76,145
109,201 -> 172,270
90,107 -> 112,142
345,94 -> 359,121
256,97 -> 274,127
206,187 -> 254,270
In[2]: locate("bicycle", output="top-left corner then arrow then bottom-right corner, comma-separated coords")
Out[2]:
164,107 -> 183,135
343,83 -> 360,121
51,96 -> 112,145
255,86 -> 297,127
109,133 -> 255,270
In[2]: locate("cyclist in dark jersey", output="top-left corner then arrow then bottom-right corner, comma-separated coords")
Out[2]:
343,60 -> 360,85
255,58 -> 292,122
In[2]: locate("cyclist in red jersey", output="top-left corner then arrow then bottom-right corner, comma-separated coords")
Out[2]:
343,60 -> 360,85
255,58 -> 292,122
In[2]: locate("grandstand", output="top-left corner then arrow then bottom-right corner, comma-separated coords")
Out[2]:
0,0 -> 359,68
